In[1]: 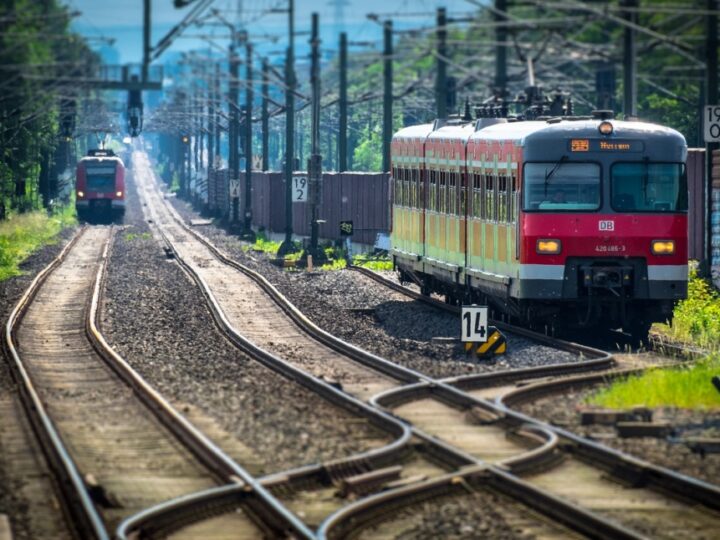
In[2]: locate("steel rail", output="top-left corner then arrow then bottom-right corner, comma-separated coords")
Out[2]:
141,170 -> 651,539
352,265 -> 720,511
496,371 -> 720,508
3,227 -> 110,540
318,465 -> 644,540
87,228 -> 316,540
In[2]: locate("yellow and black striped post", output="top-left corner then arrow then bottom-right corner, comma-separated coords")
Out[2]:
464,326 -> 507,359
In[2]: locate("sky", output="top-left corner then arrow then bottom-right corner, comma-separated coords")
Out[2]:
64,0 -> 475,65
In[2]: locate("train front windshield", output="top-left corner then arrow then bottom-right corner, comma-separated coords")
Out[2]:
86,164 -> 116,193
610,162 -> 687,212
523,162 -> 600,211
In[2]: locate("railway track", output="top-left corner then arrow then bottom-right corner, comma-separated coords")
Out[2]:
131,147 -> 720,538
3,225 -> 316,539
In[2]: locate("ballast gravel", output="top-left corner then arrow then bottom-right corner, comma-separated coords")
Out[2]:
100,169 -> 388,474
518,385 -> 720,486
167,197 -> 581,380
356,489 -> 561,539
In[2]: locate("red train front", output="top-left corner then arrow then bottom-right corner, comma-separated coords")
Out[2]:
517,119 -> 687,337
75,149 -> 126,222
391,114 -> 688,341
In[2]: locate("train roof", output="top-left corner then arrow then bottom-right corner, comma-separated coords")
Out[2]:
474,119 -> 686,146
393,118 -> 686,147
78,155 -> 124,165
393,123 -> 434,140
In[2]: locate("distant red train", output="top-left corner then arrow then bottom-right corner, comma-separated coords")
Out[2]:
390,112 -> 688,341
75,149 -> 126,222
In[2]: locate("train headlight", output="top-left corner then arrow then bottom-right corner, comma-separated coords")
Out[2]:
116,191 -> 123,197
77,191 -> 84,198
536,239 -> 562,254
651,240 -> 675,255
598,121 -> 614,135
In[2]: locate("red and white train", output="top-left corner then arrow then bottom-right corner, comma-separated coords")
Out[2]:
390,112 -> 688,340
75,149 -> 126,222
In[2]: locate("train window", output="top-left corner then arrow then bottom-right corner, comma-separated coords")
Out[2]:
523,162 -> 600,211
498,175 -> 508,222
472,173 -> 482,218
460,173 -> 467,216
438,171 -> 447,213
416,169 -> 424,209
403,168 -> 410,207
610,162 -> 687,212
448,172 -> 457,215
429,169 -> 437,211
408,169 -> 416,208
395,169 -> 402,206
484,174 -> 496,221
509,174 -> 518,222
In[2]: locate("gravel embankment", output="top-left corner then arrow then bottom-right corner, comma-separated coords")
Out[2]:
0,226 -> 76,540
357,490 -> 556,539
517,385 -> 720,485
166,195 -> 580,379
101,168 -> 389,474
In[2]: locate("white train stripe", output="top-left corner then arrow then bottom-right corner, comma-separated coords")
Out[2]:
518,264 -> 565,280
647,265 -> 688,281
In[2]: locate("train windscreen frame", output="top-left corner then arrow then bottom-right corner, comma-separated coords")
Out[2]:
522,161 -> 601,212
610,162 -> 687,213
85,164 -> 116,193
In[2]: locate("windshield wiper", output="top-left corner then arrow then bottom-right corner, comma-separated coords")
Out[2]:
544,155 -> 567,196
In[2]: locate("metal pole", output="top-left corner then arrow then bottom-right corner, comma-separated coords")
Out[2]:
229,38 -> 240,224
339,32 -> 348,172
243,42 -> 255,240
208,65 -> 215,176
494,0 -> 507,98
215,64 -> 221,159
622,0 -> 637,117
279,0 -> 296,255
143,0 -> 151,83
262,58 -> 269,171
706,0 -> 719,275
382,20 -> 392,173
307,12 -> 324,262
436,7 -> 447,119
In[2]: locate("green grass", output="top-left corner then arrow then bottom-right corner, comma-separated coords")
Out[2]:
587,355 -> 720,410
655,269 -> 720,349
244,236 -> 282,255
353,253 -> 393,271
124,232 -> 152,241
319,258 -> 347,271
169,171 -> 181,193
0,206 -> 77,281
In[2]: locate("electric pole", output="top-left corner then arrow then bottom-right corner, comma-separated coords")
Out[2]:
215,64 -> 221,160
339,32 -> 348,172
279,0 -> 297,256
382,20 -> 393,173
262,58 -> 269,171
622,0 -> 637,118
242,41 -> 255,240
143,0 -> 151,83
305,12 -> 325,263
494,0 -> 507,99
706,0 -> 719,275
229,34 -> 240,224
436,7 -> 447,119
207,64 -> 215,179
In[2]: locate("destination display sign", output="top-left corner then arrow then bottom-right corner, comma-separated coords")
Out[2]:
569,139 -> 644,152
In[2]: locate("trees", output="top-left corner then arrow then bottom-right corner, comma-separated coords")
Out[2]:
0,0 -> 97,219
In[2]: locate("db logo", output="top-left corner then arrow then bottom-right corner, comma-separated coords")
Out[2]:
599,220 -> 615,231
